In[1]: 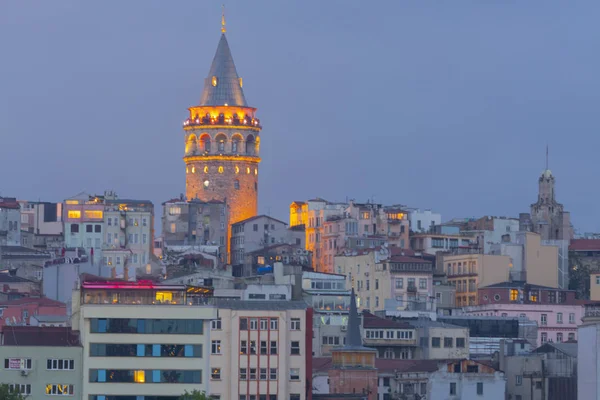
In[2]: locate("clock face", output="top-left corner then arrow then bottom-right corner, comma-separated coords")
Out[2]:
212,76 -> 218,87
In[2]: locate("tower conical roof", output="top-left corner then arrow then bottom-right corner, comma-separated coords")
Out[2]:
199,33 -> 248,107
344,287 -> 370,350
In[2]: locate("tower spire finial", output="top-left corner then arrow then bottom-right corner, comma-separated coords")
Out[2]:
546,144 -> 549,170
221,4 -> 226,33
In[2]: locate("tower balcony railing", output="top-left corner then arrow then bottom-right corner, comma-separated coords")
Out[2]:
183,115 -> 261,129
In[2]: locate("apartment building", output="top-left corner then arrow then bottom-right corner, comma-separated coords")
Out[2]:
290,199 -> 409,273
441,252 -> 513,307
361,311 -> 418,360
410,233 -> 473,255
71,279 -> 216,399
463,281 -> 583,346
209,299 -> 312,400
0,326 -> 82,398
0,197 -> 21,246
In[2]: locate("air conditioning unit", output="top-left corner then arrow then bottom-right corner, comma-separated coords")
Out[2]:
341,325 -> 347,332
21,370 -> 28,377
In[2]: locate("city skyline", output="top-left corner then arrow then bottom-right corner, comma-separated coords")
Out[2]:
2,1 -> 599,233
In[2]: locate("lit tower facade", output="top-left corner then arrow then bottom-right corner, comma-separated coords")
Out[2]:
183,17 -> 261,252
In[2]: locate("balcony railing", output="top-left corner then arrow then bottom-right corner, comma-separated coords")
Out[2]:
183,114 -> 261,129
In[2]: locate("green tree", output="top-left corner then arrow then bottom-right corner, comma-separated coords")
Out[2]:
180,390 -> 210,400
0,384 -> 25,400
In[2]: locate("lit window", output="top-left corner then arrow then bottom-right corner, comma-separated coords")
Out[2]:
510,289 -> 518,301
211,368 -> 221,380
134,370 -> 145,383
191,166 -> 195,173
155,292 -> 173,303
212,76 -> 218,86
246,167 -> 250,174
254,168 -> 258,175
218,166 -> 223,173
235,166 -> 239,174
67,210 -> 81,219
204,166 -> 209,173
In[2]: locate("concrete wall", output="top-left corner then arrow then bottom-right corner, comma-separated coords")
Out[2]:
0,345 -> 82,398
426,327 -> 470,360
578,322 -> 600,400
525,233 -> 559,288
0,207 -> 21,246
409,209 -> 441,233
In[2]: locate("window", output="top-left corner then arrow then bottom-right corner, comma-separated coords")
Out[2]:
375,296 -> 379,307
557,312 -> 563,324
541,314 -> 547,325
250,340 -> 257,354
516,375 -> 522,385
449,382 -> 456,395
211,319 -> 222,330
477,382 -> 483,395
290,318 -> 301,330
541,332 -> 548,343
290,396 -> 301,400
211,340 -> 221,354
260,341 -> 268,355
250,318 -> 258,330
432,337 -> 441,348
557,332 -> 563,342
45,384 -> 74,396
375,279 -> 379,290
241,340 -> 247,354
456,338 -> 465,348
291,341 -> 300,355
253,224 -> 258,231
270,368 -> 277,380
95,224 -> 102,233
270,318 -> 278,330
259,368 -> 267,380
510,289 -> 518,301
86,224 -> 93,233
260,318 -> 268,330
89,343 -> 202,357
70,224 -> 79,233
444,337 -> 453,348
239,318 -> 248,330
270,341 -> 278,355
419,278 -> 427,289
249,368 -> 257,380
234,180 -> 240,190
211,368 -> 221,380
290,368 -> 300,380
569,313 -> 576,324
568,332 -> 575,341
8,384 -> 31,395
395,278 -> 403,289
47,359 -> 75,370
240,368 -> 247,380
4,358 -> 32,370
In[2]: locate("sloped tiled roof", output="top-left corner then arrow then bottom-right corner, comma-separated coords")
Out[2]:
2,326 -> 80,346
362,311 -> 413,329
570,239 -> 600,251
0,296 -> 66,307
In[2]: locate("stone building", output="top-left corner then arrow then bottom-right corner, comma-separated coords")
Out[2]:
183,20 -> 261,252
519,168 -> 572,241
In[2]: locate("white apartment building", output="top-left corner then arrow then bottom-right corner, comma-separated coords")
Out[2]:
0,197 -> 21,246
72,279 -> 216,400
408,209 -> 441,233
209,300 -> 311,400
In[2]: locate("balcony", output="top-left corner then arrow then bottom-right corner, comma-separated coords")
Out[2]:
363,337 -> 417,347
183,114 -> 261,129
407,284 -> 417,293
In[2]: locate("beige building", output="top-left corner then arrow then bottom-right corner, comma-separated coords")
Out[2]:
0,326 -> 82,398
209,300 -> 311,400
441,253 -> 512,307
409,320 -> 470,360
72,279 -> 216,399
591,273 -> 600,301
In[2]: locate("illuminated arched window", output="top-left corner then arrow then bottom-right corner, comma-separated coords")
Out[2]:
218,166 -> 224,173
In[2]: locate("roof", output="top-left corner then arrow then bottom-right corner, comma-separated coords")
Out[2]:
570,239 -> 600,251
389,255 -> 433,264
2,326 -> 80,346
214,299 -> 307,310
338,288 -> 375,352
232,214 -> 288,227
405,318 -> 466,330
0,296 -> 66,307
362,311 -> 413,329
0,274 -> 35,284
31,315 -> 70,323
247,243 -> 303,255
199,34 -> 247,107
0,197 -> 20,209
534,342 -> 578,358
480,281 -> 563,291
312,357 -> 439,374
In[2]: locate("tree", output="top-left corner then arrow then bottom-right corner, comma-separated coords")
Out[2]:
180,390 -> 210,400
0,384 -> 25,400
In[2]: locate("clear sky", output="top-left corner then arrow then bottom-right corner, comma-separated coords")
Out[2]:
1,1 -> 599,234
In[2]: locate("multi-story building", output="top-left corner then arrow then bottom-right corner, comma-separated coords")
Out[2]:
162,197 -> 228,258
361,311 -> 418,360
489,232 -> 561,289
0,273 -> 40,301
183,20 -> 262,254
302,271 -> 350,357
290,199 -> 410,273
428,359 -> 506,400
209,299 -> 312,400
519,166 -> 573,241
0,326 -> 82,398
18,200 -> 63,235
407,319 -> 470,360
410,233 -> 473,255
441,252 -> 513,307
569,238 -> 600,299
462,216 -> 520,254
0,197 -> 21,246
63,193 -> 105,264
463,281 -> 583,346
408,209 -> 441,233
230,215 -> 304,267
578,302 -> 600,400
71,279 -> 216,399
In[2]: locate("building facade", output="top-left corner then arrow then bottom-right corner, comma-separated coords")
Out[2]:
408,209 -> 441,234
183,24 -> 261,252
209,300 -> 312,400
411,233 -> 473,255
0,197 -> 21,246
0,326 -> 82,398
71,279 -> 216,399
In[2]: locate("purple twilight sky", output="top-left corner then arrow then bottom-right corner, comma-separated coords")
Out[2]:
1,1 -> 599,234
